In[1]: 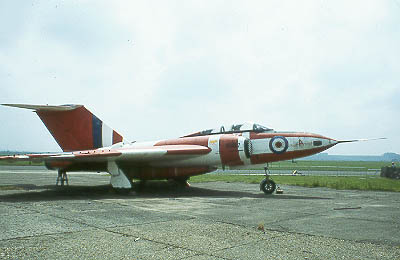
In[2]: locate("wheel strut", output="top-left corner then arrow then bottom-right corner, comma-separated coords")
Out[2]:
260,164 -> 276,194
56,170 -> 69,186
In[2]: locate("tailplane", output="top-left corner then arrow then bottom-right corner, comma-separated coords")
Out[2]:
3,104 -> 124,152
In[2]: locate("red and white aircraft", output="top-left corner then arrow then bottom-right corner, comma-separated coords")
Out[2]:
0,104 -> 360,194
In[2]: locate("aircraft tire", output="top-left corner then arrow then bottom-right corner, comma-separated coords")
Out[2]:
172,177 -> 190,188
260,179 -> 276,194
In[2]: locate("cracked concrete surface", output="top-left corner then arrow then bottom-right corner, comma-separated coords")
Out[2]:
0,167 -> 399,259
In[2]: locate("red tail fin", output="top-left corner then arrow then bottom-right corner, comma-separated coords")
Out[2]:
3,104 -> 124,152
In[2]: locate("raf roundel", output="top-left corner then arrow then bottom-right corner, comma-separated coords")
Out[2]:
269,136 -> 289,154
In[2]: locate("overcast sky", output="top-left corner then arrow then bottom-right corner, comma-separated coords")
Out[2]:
0,1 -> 399,155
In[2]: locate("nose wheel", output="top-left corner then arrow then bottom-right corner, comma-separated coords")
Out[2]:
260,178 -> 276,194
260,165 -> 276,194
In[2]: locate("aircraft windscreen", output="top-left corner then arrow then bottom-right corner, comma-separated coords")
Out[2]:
252,124 -> 272,132
229,123 -> 272,132
190,123 -> 272,137
230,124 -> 243,131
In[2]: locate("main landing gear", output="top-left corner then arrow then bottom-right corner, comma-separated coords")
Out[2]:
56,170 -> 69,186
260,165 -> 276,195
172,177 -> 191,188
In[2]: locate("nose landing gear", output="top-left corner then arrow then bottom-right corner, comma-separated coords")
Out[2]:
260,165 -> 276,194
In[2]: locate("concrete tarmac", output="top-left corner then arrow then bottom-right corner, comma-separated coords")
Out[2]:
0,166 -> 399,259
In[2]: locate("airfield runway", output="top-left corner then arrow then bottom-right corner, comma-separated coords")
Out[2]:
0,166 -> 399,259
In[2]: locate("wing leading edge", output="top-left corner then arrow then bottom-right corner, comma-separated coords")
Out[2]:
0,145 -> 211,164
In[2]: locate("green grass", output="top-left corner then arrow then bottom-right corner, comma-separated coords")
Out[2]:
0,161 -> 44,166
191,174 -> 400,192
255,160 -> 388,172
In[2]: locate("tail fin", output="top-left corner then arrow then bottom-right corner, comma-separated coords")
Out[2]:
3,104 -> 124,152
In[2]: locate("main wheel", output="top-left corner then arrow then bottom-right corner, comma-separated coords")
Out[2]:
170,177 -> 190,188
260,179 -> 276,194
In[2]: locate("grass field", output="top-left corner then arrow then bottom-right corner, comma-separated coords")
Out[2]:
252,160 -> 389,172
0,161 -> 44,166
191,174 -> 400,192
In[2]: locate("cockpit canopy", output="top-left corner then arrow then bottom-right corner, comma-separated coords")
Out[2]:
185,122 -> 273,137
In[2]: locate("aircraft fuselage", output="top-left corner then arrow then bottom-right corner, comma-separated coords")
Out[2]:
46,131 -> 336,180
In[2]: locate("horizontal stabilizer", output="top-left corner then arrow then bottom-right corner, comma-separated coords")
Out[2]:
2,104 -> 82,111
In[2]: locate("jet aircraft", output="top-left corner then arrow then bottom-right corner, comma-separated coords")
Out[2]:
0,104 -> 372,194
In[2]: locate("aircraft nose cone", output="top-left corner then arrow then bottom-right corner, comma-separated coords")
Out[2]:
310,135 -> 338,149
322,136 -> 338,147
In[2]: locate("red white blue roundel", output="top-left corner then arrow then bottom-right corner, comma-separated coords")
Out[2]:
269,136 -> 289,154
